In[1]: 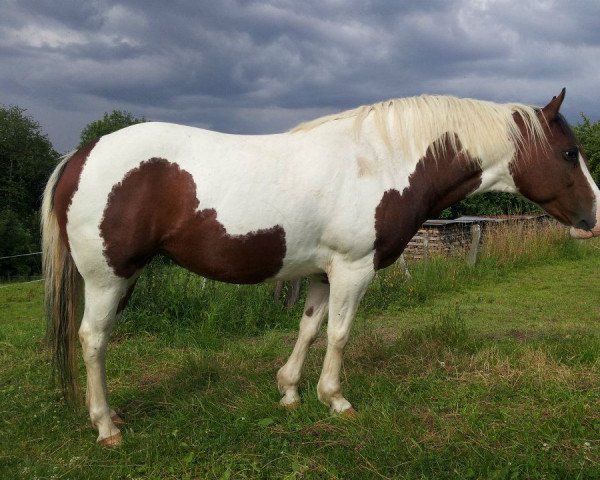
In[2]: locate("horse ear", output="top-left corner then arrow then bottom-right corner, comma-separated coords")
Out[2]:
542,88 -> 566,120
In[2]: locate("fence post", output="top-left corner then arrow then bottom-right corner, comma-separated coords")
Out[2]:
274,279 -> 303,309
273,280 -> 284,300
284,279 -> 302,309
398,254 -> 411,279
468,224 -> 482,265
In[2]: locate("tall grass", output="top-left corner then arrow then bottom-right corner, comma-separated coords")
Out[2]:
117,256 -> 305,340
480,218 -> 580,265
117,222 -> 596,340
366,221 -> 593,312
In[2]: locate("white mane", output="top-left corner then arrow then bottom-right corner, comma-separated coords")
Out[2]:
290,95 -> 547,165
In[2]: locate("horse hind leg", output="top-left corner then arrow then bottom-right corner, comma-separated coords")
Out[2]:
277,278 -> 330,407
79,275 -> 132,445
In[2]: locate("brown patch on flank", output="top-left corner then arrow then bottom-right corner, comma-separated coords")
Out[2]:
510,104 -> 595,228
373,134 -> 482,270
356,156 -> 376,177
305,306 -> 314,317
100,158 -> 286,282
53,139 -> 99,250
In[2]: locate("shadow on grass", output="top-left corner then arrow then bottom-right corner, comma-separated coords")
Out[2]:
115,354 -> 223,422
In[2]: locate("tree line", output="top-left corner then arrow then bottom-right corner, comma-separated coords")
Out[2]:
0,110 -> 144,276
1,106 -> 599,277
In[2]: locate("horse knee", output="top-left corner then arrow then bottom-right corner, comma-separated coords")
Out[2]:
327,330 -> 350,349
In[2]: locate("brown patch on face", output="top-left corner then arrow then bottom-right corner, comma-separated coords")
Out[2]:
510,111 -> 596,227
53,140 -> 99,250
305,306 -> 314,317
356,156 -> 376,177
373,134 -> 482,270
100,158 -> 286,283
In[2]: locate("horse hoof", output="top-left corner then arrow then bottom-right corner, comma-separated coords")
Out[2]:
341,407 -> 357,417
99,432 -> 122,447
111,414 -> 125,426
280,400 -> 300,410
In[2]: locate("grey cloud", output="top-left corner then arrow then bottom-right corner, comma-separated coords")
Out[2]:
0,0 -> 598,152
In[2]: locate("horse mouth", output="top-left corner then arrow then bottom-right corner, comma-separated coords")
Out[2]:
570,227 -> 597,239
570,213 -> 600,239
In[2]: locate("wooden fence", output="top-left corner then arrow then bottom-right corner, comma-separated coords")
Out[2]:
404,214 -> 548,263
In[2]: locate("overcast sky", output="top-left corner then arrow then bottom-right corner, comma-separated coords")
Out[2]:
1,0 -> 599,153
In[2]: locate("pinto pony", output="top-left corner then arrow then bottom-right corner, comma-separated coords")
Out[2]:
42,89 -> 600,445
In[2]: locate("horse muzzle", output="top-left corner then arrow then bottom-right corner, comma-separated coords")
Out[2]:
570,207 -> 600,239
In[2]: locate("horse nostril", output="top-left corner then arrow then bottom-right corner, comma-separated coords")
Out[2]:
575,219 -> 591,231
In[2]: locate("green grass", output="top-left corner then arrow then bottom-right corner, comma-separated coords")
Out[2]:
2,231 -> 600,479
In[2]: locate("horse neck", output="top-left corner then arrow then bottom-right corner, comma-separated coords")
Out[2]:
358,119 -> 518,219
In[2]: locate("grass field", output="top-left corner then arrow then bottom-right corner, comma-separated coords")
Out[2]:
2,225 -> 600,479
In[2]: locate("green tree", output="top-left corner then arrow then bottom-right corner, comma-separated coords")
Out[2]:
0,105 -> 59,218
0,209 -> 39,276
79,110 -> 146,146
0,105 -> 59,275
439,192 -> 538,219
573,114 -> 600,184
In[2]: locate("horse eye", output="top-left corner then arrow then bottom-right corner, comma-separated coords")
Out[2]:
562,148 -> 578,163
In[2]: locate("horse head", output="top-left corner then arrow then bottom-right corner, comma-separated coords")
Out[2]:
510,88 -> 600,237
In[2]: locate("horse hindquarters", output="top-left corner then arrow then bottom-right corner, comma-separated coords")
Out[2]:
44,144 -> 139,445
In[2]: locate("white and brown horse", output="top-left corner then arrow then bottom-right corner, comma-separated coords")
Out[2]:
42,89 -> 600,446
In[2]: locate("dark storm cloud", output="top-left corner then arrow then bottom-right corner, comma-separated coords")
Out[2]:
1,0 -> 598,151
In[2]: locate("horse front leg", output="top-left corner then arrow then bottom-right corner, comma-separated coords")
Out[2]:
317,259 -> 374,414
277,277 -> 330,407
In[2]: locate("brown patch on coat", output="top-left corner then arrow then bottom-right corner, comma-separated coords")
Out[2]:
373,134 -> 482,270
305,306 -> 314,317
356,156 -> 377,177
510,108 -> 595,227
100,158 -> 286,283
53,140 -> 99,250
